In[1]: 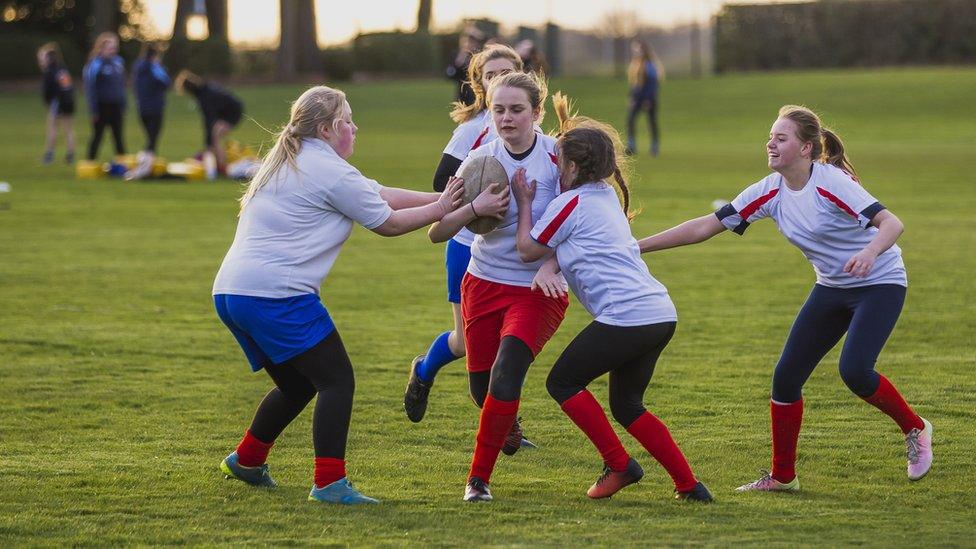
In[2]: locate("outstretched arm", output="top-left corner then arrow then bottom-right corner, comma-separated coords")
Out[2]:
637,214 -> 725,253
379,187 -> 441,210
428,180 -> 509,243
371,178 -> 464,237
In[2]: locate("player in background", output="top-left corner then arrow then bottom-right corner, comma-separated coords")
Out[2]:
428,71 -> 568,502
37,42 -> 76,165
404,44 -> 523,424
512,96 -> 713,502
132,43 -> 171,158
83,32 -> 127,161
213,86 -> 464,505
176,70 -> 244,172
637,105 -> 932,492
625,39 -> 664,157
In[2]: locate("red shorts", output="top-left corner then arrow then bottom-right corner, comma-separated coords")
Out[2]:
461,273 -> 569,373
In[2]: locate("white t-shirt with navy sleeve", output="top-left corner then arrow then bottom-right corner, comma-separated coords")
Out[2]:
531,182 -> 677,326
463,132 -> 564,287
443,110 -> 495,247
213,138 -> 393,298
715,162 -> 906,288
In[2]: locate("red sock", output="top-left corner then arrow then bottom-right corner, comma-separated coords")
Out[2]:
771,399 -> 803,484
626,412 -> 697,493
468,395 -> 519,483
561,391 -> 630,471
314,457 -> 346,489
235,430 -> 273,467
861,374 -> 923,434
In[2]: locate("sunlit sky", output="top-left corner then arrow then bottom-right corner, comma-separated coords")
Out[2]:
142,0 -> 785,47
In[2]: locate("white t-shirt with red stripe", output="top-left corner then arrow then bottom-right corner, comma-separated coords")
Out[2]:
715,162 -> 906,288
443,110 -> 495,247
464,132 -> 564,287
531,182 -> 677,326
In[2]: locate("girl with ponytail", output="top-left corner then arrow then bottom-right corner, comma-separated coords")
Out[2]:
212,86 -> 465,505
426,70 -> 568,502
636,105 -> 931,493
512,95 -> 713,502
404,44 -> 521,425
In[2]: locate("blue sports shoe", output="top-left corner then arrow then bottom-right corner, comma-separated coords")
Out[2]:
220,452 -> 278,488
308,478 -> 380,505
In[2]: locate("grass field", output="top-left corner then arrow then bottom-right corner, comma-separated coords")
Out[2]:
1,67 -> 974,546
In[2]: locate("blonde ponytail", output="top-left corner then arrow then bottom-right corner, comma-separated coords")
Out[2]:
778,104 -> 859,181
239,86 -> 351,214
821,127 -> 858,180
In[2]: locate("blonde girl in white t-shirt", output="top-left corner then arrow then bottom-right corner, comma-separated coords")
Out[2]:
212,86 -> 463,505
637,105 -> 932,492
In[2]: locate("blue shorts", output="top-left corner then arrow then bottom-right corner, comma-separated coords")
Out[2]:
213,293 -> 335,372
445,239 -> 472,304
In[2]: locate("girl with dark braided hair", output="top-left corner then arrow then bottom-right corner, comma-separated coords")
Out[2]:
512,95 -> 712,503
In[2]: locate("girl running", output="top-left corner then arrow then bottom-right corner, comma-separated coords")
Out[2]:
404,44 -> 522,424
37,43 -> 76,165
637,105 -> 932,491
428,71 -> 569,502
512,98 -> 712,502
83,32 -> 127,161
213,86 -> 464,505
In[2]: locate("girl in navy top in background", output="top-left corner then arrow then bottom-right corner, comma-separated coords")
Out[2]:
83,32 -> 127,160
132,42 -> 170,154
37,42 -> 76,165
625,39 -> 664,157
637,105 -> 932,492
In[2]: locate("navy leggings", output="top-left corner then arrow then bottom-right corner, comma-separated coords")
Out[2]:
772,284 -> 906,403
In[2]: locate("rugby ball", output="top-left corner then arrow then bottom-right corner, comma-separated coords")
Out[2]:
460,155 -> 509,234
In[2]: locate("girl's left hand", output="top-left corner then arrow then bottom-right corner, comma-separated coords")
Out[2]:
511,168 -> 536,207
531,262 -> 567,298
437,176 -> 465,215
844,248 -> 877,278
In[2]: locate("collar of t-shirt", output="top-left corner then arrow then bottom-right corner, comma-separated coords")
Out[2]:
505,134 -> 537,161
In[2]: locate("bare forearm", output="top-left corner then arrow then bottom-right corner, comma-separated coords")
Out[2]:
429,203 -> 477,242
375,202 -> 447,237
380,187 -> 440,210
638,214 -> 725,253
864,214 -> 904,256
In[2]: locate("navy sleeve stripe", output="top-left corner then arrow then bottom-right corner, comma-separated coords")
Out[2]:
715,203 -> 738,220
860,201 -> 886,222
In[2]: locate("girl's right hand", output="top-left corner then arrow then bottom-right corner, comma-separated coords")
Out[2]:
471,183 -> 510,220
531,261 -> 567,298
511,168 -> 536,206
438,176 -> 465,216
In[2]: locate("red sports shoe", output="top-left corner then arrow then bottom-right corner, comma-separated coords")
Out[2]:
586,458 -> 644,499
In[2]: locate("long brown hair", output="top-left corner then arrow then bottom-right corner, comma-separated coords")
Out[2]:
778,105 -> 858,180
627,38 -> 664,88
552,92 -> 635,220
450,44 -> 524,124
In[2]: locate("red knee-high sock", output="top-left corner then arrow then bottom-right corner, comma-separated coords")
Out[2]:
235,429 -> 274,467
626,412 -> 697,492
561,390 -> 630,472
314,457 -> 346,488
771,399 -> 803,484
861,374 -> 923,434
468,395 -> 519,483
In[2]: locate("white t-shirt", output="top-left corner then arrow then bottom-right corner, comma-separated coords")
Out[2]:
532,182 -> 677,326
443,110 -> 495,247
213,138 -> 393,298
715,162 -> 906,288
464,132 -> 564,287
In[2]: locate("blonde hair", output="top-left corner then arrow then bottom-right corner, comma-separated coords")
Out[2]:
627,39 -> 665,88
37,42 -> 61,70
174,69 -> 203,95
486,70 -> 549,125
88,32 -> 118,61
552,92 -> 636,220
239,86 -> 352,213
450,44 -> 523,124
778,105 -> 858,180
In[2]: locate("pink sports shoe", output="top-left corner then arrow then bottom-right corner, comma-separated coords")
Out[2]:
906,417 -> 933,481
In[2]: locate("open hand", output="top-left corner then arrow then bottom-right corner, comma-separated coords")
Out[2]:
511,168 -> 536,207
471,183 -> 510,220
531,262 -> 567,298
438,176 -> 465,215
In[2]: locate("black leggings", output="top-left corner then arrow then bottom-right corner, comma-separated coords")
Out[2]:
547,321 -> 676,427
626,95 -> 659,148
88,102 -> 125,160
466,336 -> 534,405
247,330 -> 355,459
140,113 -> 163,153
771,284 -> 906,403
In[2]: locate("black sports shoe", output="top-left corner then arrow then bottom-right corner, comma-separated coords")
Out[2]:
403,355 -> 432,423
675,481 -> 714,503
463,476 -> 492,502
502,416 -> 527,456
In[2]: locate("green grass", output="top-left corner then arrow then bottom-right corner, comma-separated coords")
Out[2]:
1,67 -> 974,545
